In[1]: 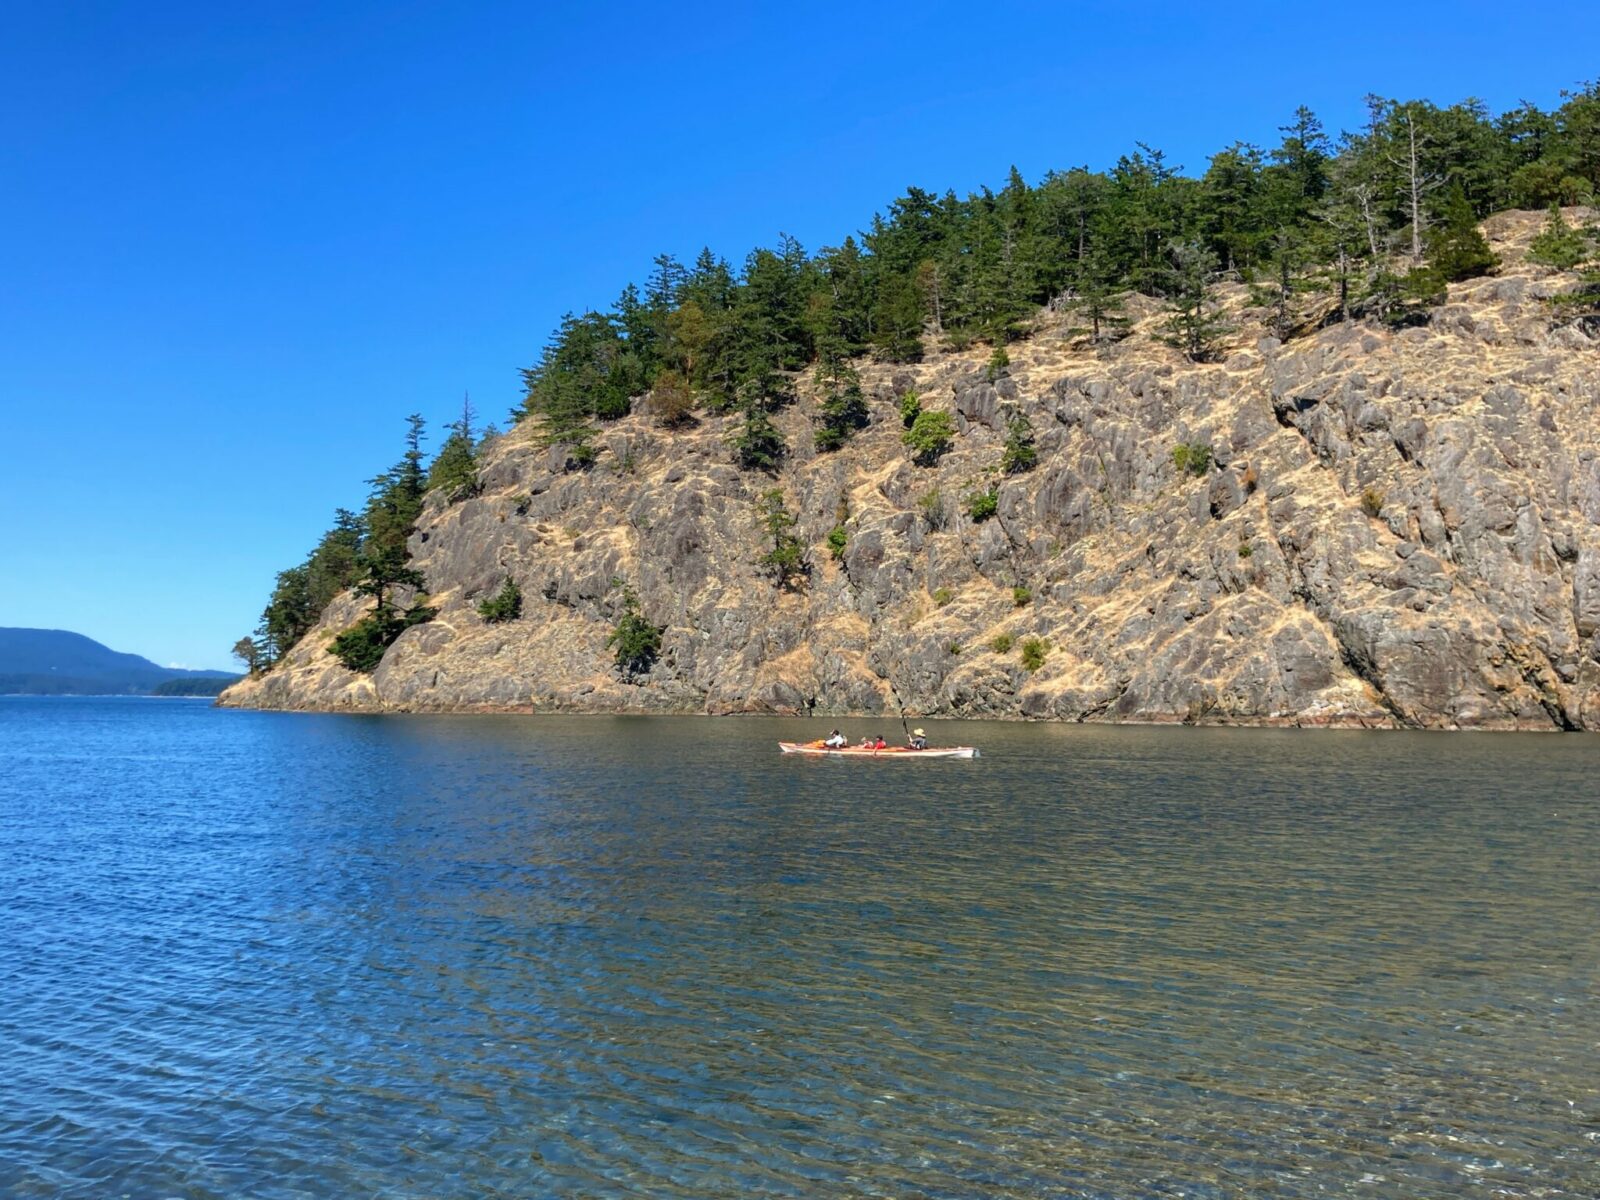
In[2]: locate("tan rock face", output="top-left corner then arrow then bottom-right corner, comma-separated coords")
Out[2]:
223,211 -> 1600,728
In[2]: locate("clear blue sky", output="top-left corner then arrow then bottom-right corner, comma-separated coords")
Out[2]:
4,1 -> 1596,669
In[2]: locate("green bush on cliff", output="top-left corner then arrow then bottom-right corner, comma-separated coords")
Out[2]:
607,583 -> 663,682
1001,411 -> 1037,475
477,577 -> 523,623
965,486 -> 999,523
1528,204 -> 1592,270
826,525 -> 849,560
1171,442 -> 1213,477
1020,637 -> 1049,672
757,489 -> 808,589
330,602 -> 436,674
903,410 -> 955,466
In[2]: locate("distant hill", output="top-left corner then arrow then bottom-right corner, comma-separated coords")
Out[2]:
0,628 -> 237,695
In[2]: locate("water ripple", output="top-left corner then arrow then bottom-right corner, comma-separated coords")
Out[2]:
2,700 -> 1598,1197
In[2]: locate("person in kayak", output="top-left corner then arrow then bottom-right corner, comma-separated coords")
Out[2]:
909,727 -> 928,750
824,729 -> 847,748
873,734 -> 888,749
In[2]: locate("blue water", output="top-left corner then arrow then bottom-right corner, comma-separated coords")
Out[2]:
3,697 -> 1599,1197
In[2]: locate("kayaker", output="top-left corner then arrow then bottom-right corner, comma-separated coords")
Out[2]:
873,734 -> 887,749
909,727 -> 928,750
824,729 -> 847,748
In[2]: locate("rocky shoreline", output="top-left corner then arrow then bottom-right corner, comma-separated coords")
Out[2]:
223,210 -> 1600,731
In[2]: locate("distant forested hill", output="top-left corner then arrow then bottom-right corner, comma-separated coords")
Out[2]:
0,628 -> 235,695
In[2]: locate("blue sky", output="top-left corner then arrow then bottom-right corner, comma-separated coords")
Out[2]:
3,1 -> 1597,669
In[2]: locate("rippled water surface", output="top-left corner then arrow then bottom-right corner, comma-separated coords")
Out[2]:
3,698 -> 1600,1197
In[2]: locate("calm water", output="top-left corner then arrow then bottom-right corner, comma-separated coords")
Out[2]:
3,698 -> 1599,1198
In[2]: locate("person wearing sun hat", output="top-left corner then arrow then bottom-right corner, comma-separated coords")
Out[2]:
909,727 -> 928,750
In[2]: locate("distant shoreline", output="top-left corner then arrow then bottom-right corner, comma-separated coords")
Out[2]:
211,697 -> 1581,732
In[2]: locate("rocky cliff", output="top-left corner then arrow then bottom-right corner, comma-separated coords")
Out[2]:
223,211 -> 1600,728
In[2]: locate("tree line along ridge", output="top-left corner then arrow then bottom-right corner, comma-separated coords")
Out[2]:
237,85 -> 1600,679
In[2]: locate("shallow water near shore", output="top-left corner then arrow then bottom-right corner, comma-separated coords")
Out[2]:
3,697 -> 1599,1197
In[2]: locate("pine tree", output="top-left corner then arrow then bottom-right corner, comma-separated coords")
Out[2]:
606,582 -> 663,680
305,509 -> 364,614
1069,245 -> 1128,344
1160,242 -> 1233,362
1001,410 -> 1038,474
812,338 -> 869,451
729,399 -> 786,471
1426,183 -> 1497,281
232,637 -> 262,675
756,489 -> 807,589
427,395 -> 479,501
1527,203 -> 1591,269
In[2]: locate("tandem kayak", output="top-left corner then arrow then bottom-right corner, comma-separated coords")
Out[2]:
779,742 -> 979,759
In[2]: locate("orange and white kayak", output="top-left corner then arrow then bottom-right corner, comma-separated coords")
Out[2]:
779,741 -> 979,759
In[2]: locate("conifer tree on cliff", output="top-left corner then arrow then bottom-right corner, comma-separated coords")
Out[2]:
1161,242 -> 1232,362
1427,183 -> 1498,281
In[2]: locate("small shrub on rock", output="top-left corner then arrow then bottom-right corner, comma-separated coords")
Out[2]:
899,389 -> 923,429
903,410 -> 955,466
1012,586 -> 1032,607
965,486 -> 999,523
1001,411 -> 1038,475
990,632 -> 1014,654
933,586 -> 954,607
1171,442 -> 1213,477
826,525 -> 848,560
1360,487 -> 1386,518
1020,637 -> 1048,672
477,577 -> 523,623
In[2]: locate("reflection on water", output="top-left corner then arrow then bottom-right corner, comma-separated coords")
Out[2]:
2,699 -> 1599,1197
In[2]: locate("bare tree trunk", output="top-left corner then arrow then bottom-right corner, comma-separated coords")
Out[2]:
1337,245 -> 1350,322
1407,116 -> 1424,264
1354,185 -> 1380,257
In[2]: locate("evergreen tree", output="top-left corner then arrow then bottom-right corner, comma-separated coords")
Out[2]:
363,415 -> 427,561
902,409 -> 956,466
756,489 -> 807,589
427,396 -> 479,501
1426,182 -> 1498,281
1001,410 -> 1038,474
1201,142 -> 1266,271
606,582 -> 663,680
729,400 -> 786,471
870,270 -> 925,361
1160,242 -> 1232,361
305,509 -> 364,614
1269,106 -> 1331,215
1069,245 -> 1128,344
232,636 -> 262,676
812,338 -> 869,451
1527,202 -> 1591,269
477,576 -> 523,623
521,312 -> 631,462
257,565 -> 313,665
